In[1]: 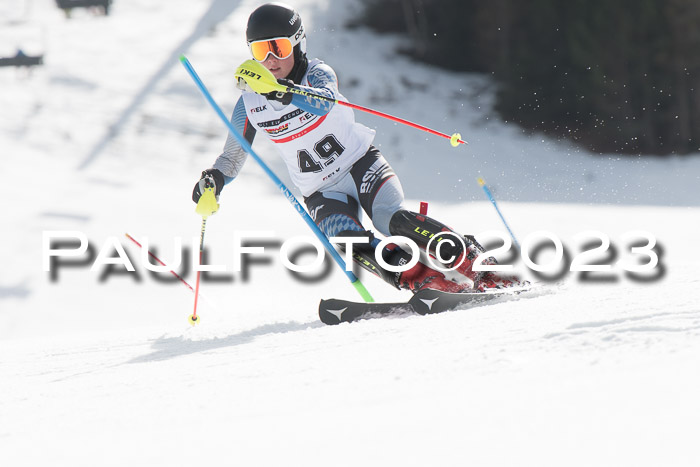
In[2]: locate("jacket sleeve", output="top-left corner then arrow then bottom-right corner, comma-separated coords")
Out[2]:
290,62 -> 338,116
211,97 -> 256,184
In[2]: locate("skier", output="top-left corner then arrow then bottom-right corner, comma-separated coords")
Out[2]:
192,2 -> 520,294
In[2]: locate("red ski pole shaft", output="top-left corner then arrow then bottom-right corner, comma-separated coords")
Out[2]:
285,86 -> 467,146
190,217 -> 207,324
337,100 -> 467,145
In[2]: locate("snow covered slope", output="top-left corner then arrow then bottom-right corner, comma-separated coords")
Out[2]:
1,1 -> 699,466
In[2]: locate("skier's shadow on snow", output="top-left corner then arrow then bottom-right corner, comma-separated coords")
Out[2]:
129,321 -> 323,363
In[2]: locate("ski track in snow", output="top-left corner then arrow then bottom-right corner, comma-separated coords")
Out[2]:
1,0 -> 700,466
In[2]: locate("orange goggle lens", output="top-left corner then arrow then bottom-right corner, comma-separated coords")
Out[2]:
249,38 -> 294,62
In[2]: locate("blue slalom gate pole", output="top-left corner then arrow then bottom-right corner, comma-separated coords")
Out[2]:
477,177 -> 520,249
180,55 -> 374,302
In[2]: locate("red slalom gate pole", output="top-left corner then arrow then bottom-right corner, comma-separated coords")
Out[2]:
125,233 -> 194,292
419,201 -> 429,215
126,232 -> 219,323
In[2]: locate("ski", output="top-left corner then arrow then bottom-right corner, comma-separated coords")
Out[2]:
408,288 -> 519,315
319,288 -> 525,325
318,298 -> 414,325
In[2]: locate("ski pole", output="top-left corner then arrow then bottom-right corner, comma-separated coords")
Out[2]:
305,92 -> 466,147
191,218 -> 207,325
125,232 -> 219,311
189,175 -> 220,325
477,177 -> 520,249
234,59 -> 467,147
180,55 -> 374,303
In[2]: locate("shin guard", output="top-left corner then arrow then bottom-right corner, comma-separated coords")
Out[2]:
388,210 -> 465,265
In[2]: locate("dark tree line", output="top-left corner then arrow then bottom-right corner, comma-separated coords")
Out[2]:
352,0 -> 700,155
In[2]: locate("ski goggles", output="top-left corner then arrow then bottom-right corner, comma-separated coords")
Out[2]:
248,37 -> 294,62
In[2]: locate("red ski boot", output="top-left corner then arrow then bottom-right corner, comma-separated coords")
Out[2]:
449,238 -> 524,292
474,271 -> 521,292
397,260 -> 470,294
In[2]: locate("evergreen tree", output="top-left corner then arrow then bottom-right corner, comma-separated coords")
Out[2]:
354,0 -> 700,154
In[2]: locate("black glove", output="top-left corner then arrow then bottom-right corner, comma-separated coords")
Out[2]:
192,168 -> 225,203
263,79 -> 294,105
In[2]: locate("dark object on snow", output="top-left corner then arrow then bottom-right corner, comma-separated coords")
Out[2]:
319,288 -> 522,324
55,0 -> 112,17
0,50 -> 44,68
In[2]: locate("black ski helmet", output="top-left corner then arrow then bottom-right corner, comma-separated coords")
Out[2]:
246,3 -> 306,56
